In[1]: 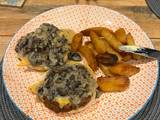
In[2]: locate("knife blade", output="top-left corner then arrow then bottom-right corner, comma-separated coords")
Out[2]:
119,45 -> 160,60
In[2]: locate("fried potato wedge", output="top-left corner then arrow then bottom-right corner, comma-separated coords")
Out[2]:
85,41 -> 97,55
109,62 -> 140,77
126,33 -> 135,45
79,45 -> 98,71
81,27 -> 113,36
97,76 -> 130,92
115,28 -> 127,44
96,52 -> 118,66
71,33 -> 83,51
101,29 -> 122,52
90,31 -> 122,61
99,64 -> 114,77
90,31 -> 109,54
126,33 -> 142,60
122,54 -> 132,62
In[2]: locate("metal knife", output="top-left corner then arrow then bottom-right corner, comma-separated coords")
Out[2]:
119,45 -> 160,60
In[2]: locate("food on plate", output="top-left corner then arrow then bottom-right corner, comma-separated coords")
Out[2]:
16,24 -> 142,113
80,27 -> 113,36
89,31 -> 122,61
70,27 -> 140,95
71,33 -> 83,51
99,64 -> 114,77
126,33 -> 142,60
97,76 -> 130,92
37,64 -> 97,113
96,52 -> 118,66
79,45 -> 98,71
101,29 -> 122,52
115,28 -> 127,44
15,23 -> 72,71
109,62 -> 140,77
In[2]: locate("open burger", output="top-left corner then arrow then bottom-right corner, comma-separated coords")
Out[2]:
15,23 -> 74,71
36,64 -> 97,113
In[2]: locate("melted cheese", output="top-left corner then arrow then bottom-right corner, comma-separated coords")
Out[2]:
55,96 -> 70,108
17,57 -> 48,72
29,81 -> 71,108
28,80 -> 44,94
17,56 -> 30,66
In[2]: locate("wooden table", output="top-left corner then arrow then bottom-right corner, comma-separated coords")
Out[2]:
0,0 -> 160,60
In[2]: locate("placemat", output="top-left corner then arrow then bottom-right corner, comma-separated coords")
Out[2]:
0,60 -> 159,120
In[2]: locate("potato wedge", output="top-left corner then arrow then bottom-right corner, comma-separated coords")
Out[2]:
81,27 -> 113,36
96,52 -> 118,66
97,76 -> 130,92
99,64 -> 114,77
122,54 -> 132,62
90,31 -> 108,54
79,45 -> 98,71
90,31 -> 122,61
71,33 -> 83,51
109,62 -> 140,77
101,29 -> 122,51
126,33 -> 135,45
126,33 -> 142,60
120,52 -> 132,62
85,41 -> 97,55
115,28 -> 127,44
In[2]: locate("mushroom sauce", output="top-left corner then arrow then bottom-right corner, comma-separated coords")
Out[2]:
15,23 -> 70,68
37,64 -> 96,112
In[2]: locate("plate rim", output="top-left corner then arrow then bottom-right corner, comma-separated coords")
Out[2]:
2,5 -> 159,119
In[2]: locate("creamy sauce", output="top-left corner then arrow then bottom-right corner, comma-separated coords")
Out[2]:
37,64 -> 97,112
15,23 -> 74,69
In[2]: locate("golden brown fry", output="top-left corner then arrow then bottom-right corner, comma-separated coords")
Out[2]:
90,31 -> 122,61
126,33 -> 135,45
115,28 -> 127,44
85,41 -> 97,55
122,54 -> 132,62
79,45 -> 98,71
81,27 -> 113,36
90,31 -> 108,54
97,76 -> 130,92
96,52 -> 118,66
109,62 -> 140,77
126,33 -> 142,60
99,64 -> 114,77
71,33 -> 83,51
101,29 -> 122,52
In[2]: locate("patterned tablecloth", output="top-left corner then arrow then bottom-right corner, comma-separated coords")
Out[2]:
0,60 -> 159,120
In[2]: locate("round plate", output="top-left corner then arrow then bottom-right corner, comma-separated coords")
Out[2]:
2,5 -> 158,120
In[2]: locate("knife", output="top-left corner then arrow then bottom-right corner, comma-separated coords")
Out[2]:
119,45 -> 160,60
